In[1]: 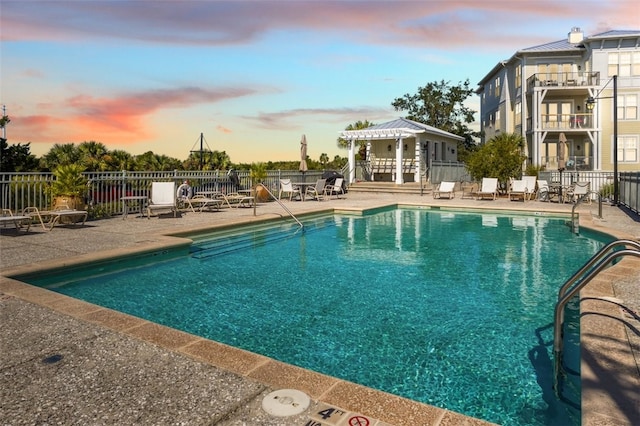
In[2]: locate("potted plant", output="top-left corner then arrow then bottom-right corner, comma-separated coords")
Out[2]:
249,162 -> 270,202
49,164 -> 88,210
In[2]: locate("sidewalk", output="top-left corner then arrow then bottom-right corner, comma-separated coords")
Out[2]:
1,193 -> 639,425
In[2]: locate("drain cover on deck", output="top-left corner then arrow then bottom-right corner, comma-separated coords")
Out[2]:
261,389 -> 310,417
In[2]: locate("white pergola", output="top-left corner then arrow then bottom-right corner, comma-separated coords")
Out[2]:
340,118 -> 464,184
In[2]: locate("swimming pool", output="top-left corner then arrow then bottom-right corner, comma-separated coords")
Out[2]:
28,207 -> 610,425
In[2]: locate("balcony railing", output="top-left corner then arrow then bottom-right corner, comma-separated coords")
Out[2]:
541,156 -> 593,171
526,71 -> 600,91
527,113 -> 593,131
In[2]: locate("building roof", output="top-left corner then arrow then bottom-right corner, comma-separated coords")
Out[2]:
518,38 -> 585,53
341,117 -> 464,141
587,30 -> 640,40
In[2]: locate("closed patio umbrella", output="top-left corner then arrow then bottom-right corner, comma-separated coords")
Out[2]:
299,134 -> 308,175
558,133 -> 567,170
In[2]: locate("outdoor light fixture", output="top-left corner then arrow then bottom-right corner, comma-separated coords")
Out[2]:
387,144 -> 392,152
585,74 -> 618,205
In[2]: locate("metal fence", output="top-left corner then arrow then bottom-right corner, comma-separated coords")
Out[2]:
0,170 -> 325,218
2,169 -> 637,217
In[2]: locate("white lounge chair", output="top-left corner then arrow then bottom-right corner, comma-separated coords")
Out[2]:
476,178 -> 499,200
147,182 -> 177,218
185,194 -> 222,212
325,178 -> 345,199
522,176 -> 537,200
433,181 -> 455,199
305,179 -> 327,201
278,179 -> 301,201
508,179 -> 526,201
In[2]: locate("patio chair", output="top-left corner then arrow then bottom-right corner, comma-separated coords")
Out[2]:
305,179 -> 327,201
508,179 -> 526,201
433,181 -> 455,199
147,182 -> 177,218
536,180 -> 551,202
476,178 -> 499,200
278,179 -> 301,201
325,178 -> 345,199
522,176 -> 537,200
566,181 -> 591,204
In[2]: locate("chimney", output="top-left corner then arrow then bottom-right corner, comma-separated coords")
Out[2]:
568,27 -> 584,44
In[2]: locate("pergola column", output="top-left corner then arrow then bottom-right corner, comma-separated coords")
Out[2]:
347,139 -> 356,183
395,138 -> 404,184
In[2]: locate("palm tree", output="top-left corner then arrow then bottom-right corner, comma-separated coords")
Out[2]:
78,141 -> 109,171
104,149 -> 135,171
319,153 -> 329,167
40,143 -> 81,170
336,120 -> 375,159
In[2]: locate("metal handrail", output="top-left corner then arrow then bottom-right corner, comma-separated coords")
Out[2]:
255,183 -> 304,230
553,242 -> 640,394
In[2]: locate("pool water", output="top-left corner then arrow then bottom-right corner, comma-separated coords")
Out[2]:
32,208 -> 609,426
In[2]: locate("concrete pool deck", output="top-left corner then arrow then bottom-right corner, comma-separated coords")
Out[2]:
1,192 -> 639,425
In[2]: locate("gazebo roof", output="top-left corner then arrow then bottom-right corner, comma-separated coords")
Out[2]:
340,117 -> 464,141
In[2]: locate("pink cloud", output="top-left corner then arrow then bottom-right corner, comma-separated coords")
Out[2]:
9,86 -> 259,146
2,1 -> 637,50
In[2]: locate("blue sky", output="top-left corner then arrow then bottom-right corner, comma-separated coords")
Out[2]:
1,0 -> 638,164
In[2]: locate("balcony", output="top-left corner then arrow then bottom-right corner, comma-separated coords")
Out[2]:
526,71 -> 600,91
527,113 -> 593,132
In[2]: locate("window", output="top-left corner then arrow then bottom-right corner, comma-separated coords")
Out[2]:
617,135 -> 638,163
618,94 -> 638,120
495,110 -> 501,129
494,77 -> 500,97
515,66 -> 522,88
609,52 -> 640,77
515,102 -> 522,125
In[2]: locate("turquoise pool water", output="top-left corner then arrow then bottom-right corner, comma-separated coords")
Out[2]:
31,208 -> 609,425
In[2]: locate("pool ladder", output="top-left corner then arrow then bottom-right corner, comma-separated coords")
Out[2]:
553,238 -> 640,395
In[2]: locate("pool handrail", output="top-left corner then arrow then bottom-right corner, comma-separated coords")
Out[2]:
255,183 -> 304,230
553,240 -> 640,396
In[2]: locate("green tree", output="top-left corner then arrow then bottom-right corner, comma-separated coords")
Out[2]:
319,153 -> 329,166
465,133 -> 526,188
391,79 -> 479,150
40,143 -> 81,171
103,149 -> 135,171
1,139 -> 39,172
78,141 -> 109,171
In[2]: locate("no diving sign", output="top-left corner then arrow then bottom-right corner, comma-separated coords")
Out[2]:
305,403 -> 373,426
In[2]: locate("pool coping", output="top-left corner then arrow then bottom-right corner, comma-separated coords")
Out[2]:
1,202 -> 638,425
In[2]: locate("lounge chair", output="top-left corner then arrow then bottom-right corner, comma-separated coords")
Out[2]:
433,181 -> 455,199
0,209 -> 32,232
23,206 -> 88,231
325,178 -> 345,199
147,182 -> 177,218
522,176 -> 537,200
278,179 -> 301,201
476,178 -> 499,200
508,179 -> 527,201
185,194 -> 222,212
224,192 -> 254,208
460,182 -> 477,199
305,179 -> 327,201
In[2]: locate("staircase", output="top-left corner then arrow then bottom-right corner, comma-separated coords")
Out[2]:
348,181 -> 432,195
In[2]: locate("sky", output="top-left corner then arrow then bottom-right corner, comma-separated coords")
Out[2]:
1,1 -> 639,164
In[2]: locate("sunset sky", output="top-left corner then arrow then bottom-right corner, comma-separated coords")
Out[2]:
2,1 -> 639,164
